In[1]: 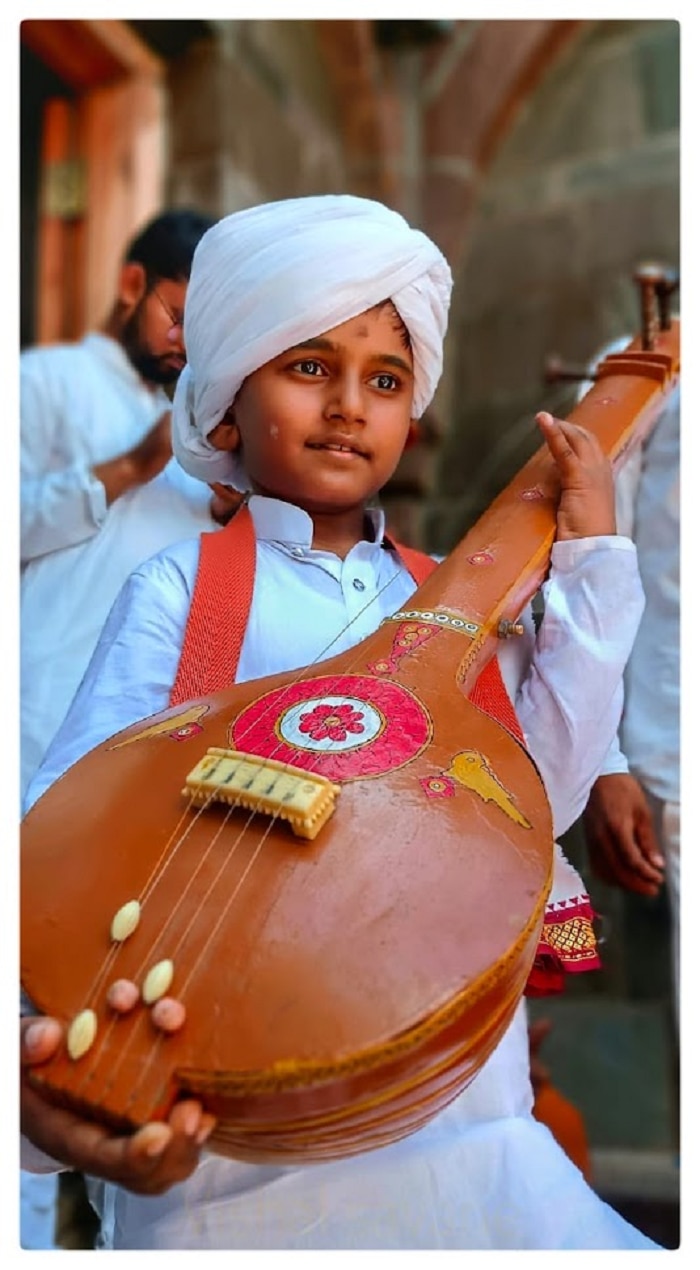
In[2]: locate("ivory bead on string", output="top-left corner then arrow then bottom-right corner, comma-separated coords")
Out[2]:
142,959 -> 174,1004
110,900 -> 141,942
66,1008 -> 97,1060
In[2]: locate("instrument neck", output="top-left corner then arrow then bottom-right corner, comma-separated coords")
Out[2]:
406,322 -> 680,691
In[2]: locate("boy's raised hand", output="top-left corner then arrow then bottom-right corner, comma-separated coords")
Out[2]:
536,411 -> 616,541
21,1016 -> 216,1195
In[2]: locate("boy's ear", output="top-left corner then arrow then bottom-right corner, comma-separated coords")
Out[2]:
207,410 -> 240,452
117,261 -> 148,310
403,419 -> 420,451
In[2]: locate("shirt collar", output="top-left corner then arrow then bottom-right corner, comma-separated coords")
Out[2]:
247,495 -> 387,551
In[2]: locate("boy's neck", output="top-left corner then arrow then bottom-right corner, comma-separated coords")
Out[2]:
309,508 -> 375,559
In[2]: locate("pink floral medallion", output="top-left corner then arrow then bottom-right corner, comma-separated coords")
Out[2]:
230,674 -> 432,782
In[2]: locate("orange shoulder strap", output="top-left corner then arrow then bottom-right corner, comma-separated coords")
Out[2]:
170,506 -> 524,746
169,504 -> 257,707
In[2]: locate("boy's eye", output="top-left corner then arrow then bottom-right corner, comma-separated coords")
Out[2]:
292,359 -> 325,377
370,372 -> 400,391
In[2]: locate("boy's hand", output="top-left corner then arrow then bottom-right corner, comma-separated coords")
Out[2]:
582,773 -> 666,897
21,1016 -> 216,1195
536,411 -> 616,541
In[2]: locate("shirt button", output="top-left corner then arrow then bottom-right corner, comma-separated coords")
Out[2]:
291,546 -> 304,558
353,578 -> 366,591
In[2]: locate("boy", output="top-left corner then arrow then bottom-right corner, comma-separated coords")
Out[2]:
21,195 -> 655,1249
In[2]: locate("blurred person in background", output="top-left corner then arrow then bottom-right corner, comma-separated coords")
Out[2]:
581,336 -> 680,1028
19,206 -> 227,1250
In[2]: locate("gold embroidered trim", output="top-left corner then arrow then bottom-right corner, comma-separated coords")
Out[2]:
382,609 -> 481,638
540,914 -> 597,964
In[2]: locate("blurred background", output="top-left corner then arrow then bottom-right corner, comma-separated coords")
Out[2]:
19,16 -> 680,1248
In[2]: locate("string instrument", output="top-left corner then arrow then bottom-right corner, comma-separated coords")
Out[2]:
21,289 -> 679,1166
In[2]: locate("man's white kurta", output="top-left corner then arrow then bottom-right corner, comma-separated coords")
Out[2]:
20,333 -> 217,798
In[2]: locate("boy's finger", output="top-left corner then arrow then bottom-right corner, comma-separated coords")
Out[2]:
537,412 -> 599,454
21,1017 -> 63,1066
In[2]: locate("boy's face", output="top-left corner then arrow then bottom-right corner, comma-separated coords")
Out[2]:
218,303 -> 415,515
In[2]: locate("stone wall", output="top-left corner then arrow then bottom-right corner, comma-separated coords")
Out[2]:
427,19 -> 680,550
165,21 -> 347,216
154,19 -> 679,553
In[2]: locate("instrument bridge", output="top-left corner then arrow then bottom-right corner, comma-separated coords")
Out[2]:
183,747 -> 341,840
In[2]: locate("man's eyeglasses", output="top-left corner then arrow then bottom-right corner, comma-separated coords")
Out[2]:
152,286 -> 184,334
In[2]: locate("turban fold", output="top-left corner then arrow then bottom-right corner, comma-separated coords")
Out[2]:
172,194 -> 453,488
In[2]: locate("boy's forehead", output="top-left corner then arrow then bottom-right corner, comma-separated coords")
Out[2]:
292,303 -> 406,347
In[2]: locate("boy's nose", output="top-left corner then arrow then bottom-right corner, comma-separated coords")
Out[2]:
324,374 -> 365,422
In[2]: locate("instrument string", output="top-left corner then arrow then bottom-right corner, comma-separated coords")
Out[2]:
69,385 -> 610,1111
80,552 -> 432,1108
71,372 -> 654,1106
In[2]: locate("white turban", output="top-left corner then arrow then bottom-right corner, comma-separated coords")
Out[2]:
172,194 -> 453,489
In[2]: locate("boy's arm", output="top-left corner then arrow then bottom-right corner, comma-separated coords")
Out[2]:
535,411 -> 664,891
511,538 -> 644,838
507,414 -> 645,838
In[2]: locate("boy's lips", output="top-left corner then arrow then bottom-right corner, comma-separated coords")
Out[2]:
306,435 -> 369,459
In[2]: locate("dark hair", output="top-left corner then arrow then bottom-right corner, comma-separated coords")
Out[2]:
124,208 -> 216,283
377,299 -> 412,351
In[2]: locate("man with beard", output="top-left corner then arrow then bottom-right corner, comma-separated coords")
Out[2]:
19,208 -> 219,1249
20,208 -> 219,804
19,208 -> 223,1249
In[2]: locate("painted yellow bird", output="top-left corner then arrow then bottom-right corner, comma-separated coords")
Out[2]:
445,749 -> 532,829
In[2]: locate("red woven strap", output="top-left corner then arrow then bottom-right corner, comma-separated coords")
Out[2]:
169,504 -> 257,707
170,513 -> 524,747
467,656 -> 524,744
381,536 -> 436,587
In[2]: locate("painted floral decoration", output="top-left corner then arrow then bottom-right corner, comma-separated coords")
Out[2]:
170,722 -> 204,741
420,775 -> 456,799
298,703 -> 366,743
